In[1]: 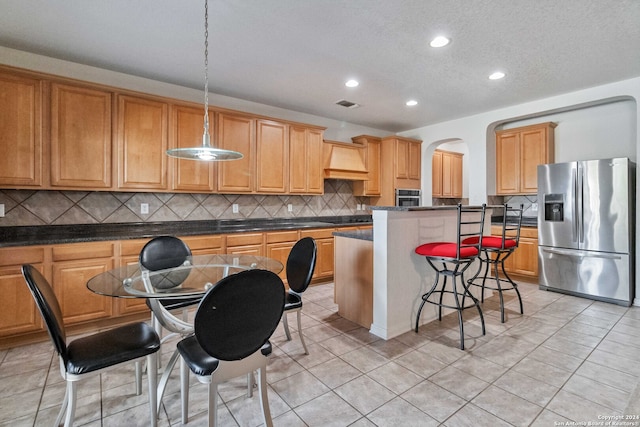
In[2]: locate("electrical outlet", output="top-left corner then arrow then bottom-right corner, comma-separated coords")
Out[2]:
140,203 -> 149,214
288,204 -> 293,212
232,203 -> 239,214
531,203 -> 539,212
357,204 -> 363,211
0,204 -> 4,217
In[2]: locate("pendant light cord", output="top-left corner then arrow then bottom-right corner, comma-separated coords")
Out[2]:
203,0 -> 209,135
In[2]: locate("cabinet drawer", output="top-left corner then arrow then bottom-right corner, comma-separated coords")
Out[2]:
490,225 -> 538,239
52,241 -> 115,261
0,246 -> 46,267
180,235 -> 224,251
226,233 -> 263,247
119,239 -> 150,257
265,231 -> 299,244
300,228 -> 335,239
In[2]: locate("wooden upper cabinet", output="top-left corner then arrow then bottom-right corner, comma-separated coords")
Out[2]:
116,95 -> 168,190
431,150 -> 443,197
50,83 -> 112,188
451,152 -> 463,198
170,105 -> 216,192
496,122 -> 555,195
382,136 -> 422,189
256,120 -> 288,193
408,140 -> 422,180
0,71 -> 43,187
217,112 -> 255,193
290,126 -> 324,194
352,135 -> 381,197
395,139 -> 409,179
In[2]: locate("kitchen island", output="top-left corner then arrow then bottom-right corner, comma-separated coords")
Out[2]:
368,205 -> 495,340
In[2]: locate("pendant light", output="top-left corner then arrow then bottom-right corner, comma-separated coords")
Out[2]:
166,0 -> 243,161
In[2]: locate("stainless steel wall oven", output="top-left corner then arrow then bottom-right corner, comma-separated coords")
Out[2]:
395,189 -> 421,207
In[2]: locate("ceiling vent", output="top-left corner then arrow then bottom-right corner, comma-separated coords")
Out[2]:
335,99 -> 360,109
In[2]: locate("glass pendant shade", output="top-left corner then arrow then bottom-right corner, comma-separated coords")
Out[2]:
166,0 -> 243,162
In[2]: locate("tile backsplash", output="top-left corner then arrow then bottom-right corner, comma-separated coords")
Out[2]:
0,180 -> 369,227
491,195 -> 539,218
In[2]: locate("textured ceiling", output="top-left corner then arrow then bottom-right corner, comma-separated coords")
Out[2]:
1,0 -> 639,132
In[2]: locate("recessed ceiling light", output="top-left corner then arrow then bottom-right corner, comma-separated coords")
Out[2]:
429,36 -> 450,48
345,79 -> 359,87
406,100 -> 418,106
489,71 -> 506,80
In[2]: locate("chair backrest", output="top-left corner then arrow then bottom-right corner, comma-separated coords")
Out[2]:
500,203 -> 524,249
139,236 -> 192,290
193,269 -> 285,360
21,264 -> 68,361
457,203 -> 487,259
286,237 -> 317,294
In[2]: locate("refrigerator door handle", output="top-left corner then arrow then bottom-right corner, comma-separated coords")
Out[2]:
572,167 -> 578,242
577,166 -> 584,243
541,247 -> 622,260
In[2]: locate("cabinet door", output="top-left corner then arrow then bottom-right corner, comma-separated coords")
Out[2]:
217,113 -> 255,192
0,264 -> 44,337
0,72 -> 43,187
451,153 -> 463,198
520,127 -> 548,194
496,131 -> 520,195
170,105 -> 216,192
289,127 -> 324,194
353,135 -> 381,196
117,95 -> 168,190
395,139 -> 409,179
51,83 -> 112,188
408,141 -> 422,181
441,152 -> 453,197
315,238 -> 335,280
52,258 -> 114,324
257,120 -> 288,193
266,242 -> 295,285
509,237 -> 538,277
431,151 -> 442,197
117,254 -> 150,315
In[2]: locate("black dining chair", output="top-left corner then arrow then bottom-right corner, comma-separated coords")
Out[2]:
21,264 -> 161,427
177,269 -> 285,427
139,236 -> 201,342
282,237 -> 317,355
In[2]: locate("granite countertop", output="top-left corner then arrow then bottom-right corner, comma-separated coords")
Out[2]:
368,205 -> 501,212
0,215 -> 373,248
491,216 -> 538,227
332,229 -> 373,241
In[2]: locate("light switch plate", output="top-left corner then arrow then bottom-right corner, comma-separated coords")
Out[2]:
140,203 -> 149,214
288,204 -> 293,212
232,203 -> 239,213
0,203 -> 4,217
531,203 -> 538,212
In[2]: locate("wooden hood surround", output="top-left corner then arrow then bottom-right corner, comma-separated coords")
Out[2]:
323,140 -> 368,181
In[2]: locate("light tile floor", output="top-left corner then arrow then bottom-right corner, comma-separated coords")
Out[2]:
1,281 -> 640,426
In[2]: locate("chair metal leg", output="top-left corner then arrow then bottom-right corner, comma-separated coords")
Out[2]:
55,384 -> 68,427
208,382 -> 218,427
181,357 -> 190,424
415,266 -> 441,332
296,310 -> 309,355
451,272 -> 465,350
258,367 -> 274,427
148,353 -> 158,427
247,372 -> 254,397
135,361 -> 142,395
64,381 -> 77,427
282,313 -> 292,341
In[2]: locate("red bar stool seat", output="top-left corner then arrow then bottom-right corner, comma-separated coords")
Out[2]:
464,203 -> 524,323
414,204 -> 487,350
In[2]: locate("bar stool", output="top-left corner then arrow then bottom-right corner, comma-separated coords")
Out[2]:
465,203 -> 524,323
414,204 -> 486,350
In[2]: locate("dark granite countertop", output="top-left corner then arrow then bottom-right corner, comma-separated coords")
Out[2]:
491,216 -> 538,227
332,229 -> 373,241
0,215 -> 373,248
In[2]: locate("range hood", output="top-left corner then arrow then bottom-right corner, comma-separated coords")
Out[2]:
323,140 -> 368,180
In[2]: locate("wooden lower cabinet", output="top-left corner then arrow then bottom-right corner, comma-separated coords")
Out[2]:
117,239 -> 151,316
226,233 -> 264,256
51,242 -> 115,325
0,246 -> 46,339
301,228 -> 336,282
491,226 -> 538,279
265,231 -> 299,285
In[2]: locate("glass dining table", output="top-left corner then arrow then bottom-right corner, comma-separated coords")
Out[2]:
86,253 -> 284,411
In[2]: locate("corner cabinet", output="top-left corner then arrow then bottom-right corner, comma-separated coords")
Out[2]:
432,149 -> 463,198
372,136 -> 422,206
496,122 -> 556,195
0,71 -> 43,187
352,135 -> 382,197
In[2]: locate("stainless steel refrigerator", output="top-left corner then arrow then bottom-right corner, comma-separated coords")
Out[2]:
537,158 -> 636,306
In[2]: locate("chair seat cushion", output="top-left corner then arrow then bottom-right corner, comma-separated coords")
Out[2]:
65,322 -> 160,375
177,336 -> 272,377
462,236 -> 517,249
284,292 -> 302,311
415,242 -> 479,259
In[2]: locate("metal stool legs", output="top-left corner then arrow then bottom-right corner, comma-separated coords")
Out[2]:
415,258 -> 485,350
467,249 -> 524,323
